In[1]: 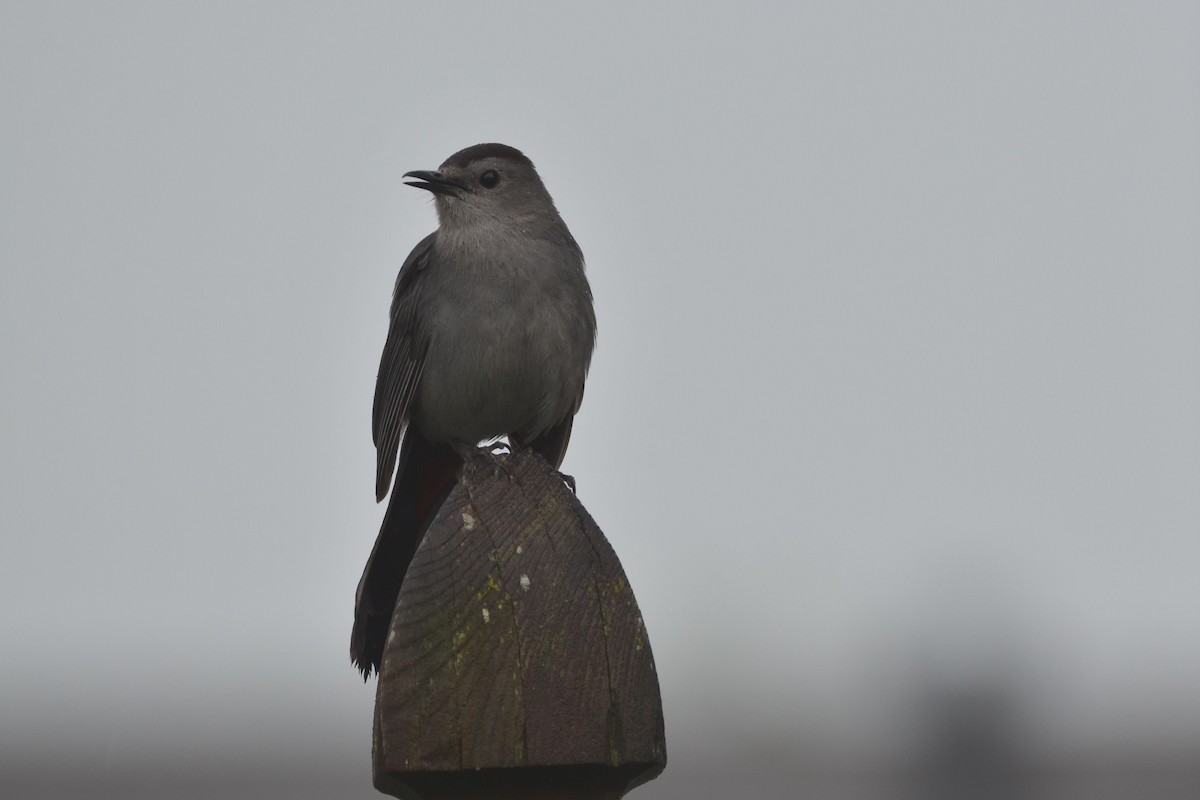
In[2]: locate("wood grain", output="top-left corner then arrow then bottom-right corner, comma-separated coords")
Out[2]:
373,448 -> 666,799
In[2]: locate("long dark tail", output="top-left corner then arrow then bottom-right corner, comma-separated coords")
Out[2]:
351,416 -> 577,678
351,430 -> 460,679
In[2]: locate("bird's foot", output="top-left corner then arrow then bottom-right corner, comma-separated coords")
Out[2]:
484,439 -> 512,459
454,442 -> 515,482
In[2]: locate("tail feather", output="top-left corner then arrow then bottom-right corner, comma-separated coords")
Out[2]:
351,414 -> 576,679
351,431 -> 461,678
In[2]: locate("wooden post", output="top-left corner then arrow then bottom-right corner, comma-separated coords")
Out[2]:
372,447 -> 667,800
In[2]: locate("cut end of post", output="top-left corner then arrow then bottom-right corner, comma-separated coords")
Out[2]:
371,448 -> 666,799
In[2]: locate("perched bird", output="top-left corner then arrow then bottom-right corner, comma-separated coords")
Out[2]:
351,143 -> 597,678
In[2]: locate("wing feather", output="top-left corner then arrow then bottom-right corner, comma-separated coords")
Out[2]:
372,231 -> 436,502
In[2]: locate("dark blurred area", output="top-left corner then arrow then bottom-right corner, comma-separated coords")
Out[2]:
4,682 -> 1199,800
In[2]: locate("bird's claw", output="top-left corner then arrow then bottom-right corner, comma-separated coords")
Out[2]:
454,442 -> 515,482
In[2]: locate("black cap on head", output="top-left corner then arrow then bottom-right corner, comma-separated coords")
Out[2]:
440,143 -> 534,171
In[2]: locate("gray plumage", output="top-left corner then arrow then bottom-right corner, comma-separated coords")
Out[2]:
353,143 -> 596,677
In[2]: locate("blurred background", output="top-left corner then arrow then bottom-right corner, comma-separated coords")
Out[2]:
2,2 -> 1198,798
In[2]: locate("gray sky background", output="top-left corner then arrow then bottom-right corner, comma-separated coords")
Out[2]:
2,2 -> 1198,797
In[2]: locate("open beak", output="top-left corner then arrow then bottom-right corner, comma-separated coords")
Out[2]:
403,170 -> 464,196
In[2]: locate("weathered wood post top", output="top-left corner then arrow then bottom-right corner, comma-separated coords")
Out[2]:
372,447 -> 667,799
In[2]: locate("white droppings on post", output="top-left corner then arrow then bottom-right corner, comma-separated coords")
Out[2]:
481,608 -> 490,623
462,510 -> 477,531
515,545 -> 523,555
519,574 -> 531,591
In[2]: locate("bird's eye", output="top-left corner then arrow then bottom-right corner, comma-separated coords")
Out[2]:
479,170 -> 500,189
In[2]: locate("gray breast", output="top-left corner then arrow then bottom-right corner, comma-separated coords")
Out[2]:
411,238 -> 594,446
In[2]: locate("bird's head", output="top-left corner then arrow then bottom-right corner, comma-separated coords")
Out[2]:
404,143 -> 561,230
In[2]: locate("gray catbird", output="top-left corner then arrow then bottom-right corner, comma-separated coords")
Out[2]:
351,143 -> 597,678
